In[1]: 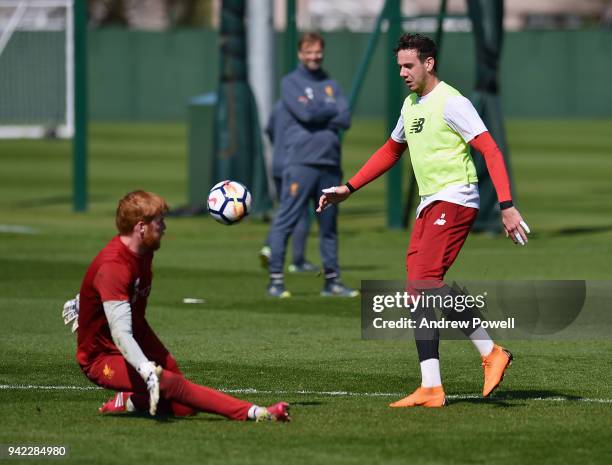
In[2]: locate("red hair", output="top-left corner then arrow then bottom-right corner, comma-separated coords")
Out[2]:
115,191 -> 169,235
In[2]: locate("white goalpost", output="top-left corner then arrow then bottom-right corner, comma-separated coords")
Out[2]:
0,0 -> 74,138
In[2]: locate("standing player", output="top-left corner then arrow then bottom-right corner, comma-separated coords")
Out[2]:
267,32 -> 357,298
67,190 -> 290,421
317,34 -> 530,407
259,100 -> 318,274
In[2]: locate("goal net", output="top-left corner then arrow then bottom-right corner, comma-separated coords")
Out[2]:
0,0 -> 73,138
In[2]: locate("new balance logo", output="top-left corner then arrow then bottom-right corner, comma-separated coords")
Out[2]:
434,213 -> 446,226
410,117 -> 425,133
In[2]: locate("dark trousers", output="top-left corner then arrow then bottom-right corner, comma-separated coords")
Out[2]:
265,176 -> 311,265
268,164 -> 341,279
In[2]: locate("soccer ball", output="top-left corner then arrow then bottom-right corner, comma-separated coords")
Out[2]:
207,180 -> 252,225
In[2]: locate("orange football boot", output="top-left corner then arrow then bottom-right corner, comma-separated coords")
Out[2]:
481,344 -> 513,397
389,386 -> 447,408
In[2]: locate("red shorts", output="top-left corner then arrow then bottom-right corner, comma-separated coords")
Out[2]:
83,352 -> 181,393
83,347 -> 196,416
80,326 -> 182,393
406,201 -> 478,288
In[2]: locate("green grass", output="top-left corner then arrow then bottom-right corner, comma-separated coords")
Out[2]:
0,119 -> 611,465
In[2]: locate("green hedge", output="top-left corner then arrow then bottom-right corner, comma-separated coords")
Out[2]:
86,28 -> 612,120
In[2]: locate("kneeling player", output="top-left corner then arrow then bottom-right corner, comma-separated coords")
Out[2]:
63,190 -> 290,421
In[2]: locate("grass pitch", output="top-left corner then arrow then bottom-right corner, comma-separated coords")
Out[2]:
0,119 -> 611,464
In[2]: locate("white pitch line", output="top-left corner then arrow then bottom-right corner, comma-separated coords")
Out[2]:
0,224 -> 38,234
2,384 -> 611,404
0,384 -> 101,391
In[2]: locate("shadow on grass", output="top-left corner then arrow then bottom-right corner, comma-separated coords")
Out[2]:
550,224 -> 612,236
109,411 -> 226,423
450,389 -> 587,408
291,401 -> 324,407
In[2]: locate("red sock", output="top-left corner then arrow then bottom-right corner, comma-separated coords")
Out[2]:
159,371 -> 252,420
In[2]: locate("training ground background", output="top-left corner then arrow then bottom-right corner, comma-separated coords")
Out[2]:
0,118 -> 611,464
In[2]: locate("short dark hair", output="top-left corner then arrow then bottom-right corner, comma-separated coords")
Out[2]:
298,32 -> 324,50
394,33 -> 437,71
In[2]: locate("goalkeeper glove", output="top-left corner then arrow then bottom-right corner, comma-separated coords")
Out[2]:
137,361 -> 163,416
62,293 -> 80,333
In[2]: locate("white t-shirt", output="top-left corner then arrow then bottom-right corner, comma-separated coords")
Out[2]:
390,84 -> 488,217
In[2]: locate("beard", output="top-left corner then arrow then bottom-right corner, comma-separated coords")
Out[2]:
142,229 -> 161,251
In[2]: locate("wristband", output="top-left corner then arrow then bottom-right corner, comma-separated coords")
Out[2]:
499,200 -> 514,210
345,182 -> 356,193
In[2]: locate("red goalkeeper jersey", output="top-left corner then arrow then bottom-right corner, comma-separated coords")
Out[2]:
76,236 -> 153,368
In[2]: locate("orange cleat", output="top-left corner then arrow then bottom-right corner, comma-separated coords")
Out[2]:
481,345 -> 513,397
389,386 -> 447,408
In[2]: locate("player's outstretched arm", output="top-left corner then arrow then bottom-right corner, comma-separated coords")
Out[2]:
316,138 -> 407,214
316,185 -> 351,213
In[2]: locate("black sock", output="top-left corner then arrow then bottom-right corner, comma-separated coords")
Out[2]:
413,304 -> 440,362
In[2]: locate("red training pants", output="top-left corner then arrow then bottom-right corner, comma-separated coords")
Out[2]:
406,201 -> 478,288
83,355 -> 252,420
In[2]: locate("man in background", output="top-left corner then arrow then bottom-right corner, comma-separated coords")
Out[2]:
266,32 -> 357,298
259,100 -> 318,274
